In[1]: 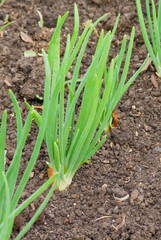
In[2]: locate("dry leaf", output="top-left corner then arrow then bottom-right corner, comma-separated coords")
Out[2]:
151,74 -> 159,88
141,57 -> 152,73
47,166 -> 55,186
112,109 -> 118,128
20,31 -> 34,44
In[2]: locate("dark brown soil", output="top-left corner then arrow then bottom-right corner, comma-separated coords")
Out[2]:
0,0 -> 161,239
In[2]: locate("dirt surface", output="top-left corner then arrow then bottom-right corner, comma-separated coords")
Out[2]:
0,0 -> 161,239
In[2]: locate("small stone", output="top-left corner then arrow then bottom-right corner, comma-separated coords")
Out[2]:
39,173 -> 44,180
75,209 -> 82,217
103,160 -> 110,163
98,207 -> 106,214
98,186 -> 107,195
4,79 -> 12,87
30,210 -> 45,223
149,223 -> 156,235
135,131 -> 139,136
131,189 -> 139,200
13,214 -> 23,231
144,124 -> 152,132
112,184 -> 128,199
110,142 -> 114,148
137,194 -> 144,204
2,46 -> 10,56
113,39 -> 120,47
7,150 -> 14,160
66,71 -> 72,79
153,146 -> 161,153
126,161 -> 135,169
29,171 -> 34,178
30,203 -> 35,211
136,216 -> 140,221
88,12 -> 94,18
21,191 -> 28,199
110,159 -> 118,164
48,213 -> 55,218
112,206 -> 119,214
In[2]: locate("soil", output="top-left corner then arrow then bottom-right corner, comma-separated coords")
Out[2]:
0,0 -> 161,239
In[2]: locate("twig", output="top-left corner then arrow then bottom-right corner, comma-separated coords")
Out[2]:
112,214 -> 126,231
141,57 -> 152,73
91,215 -> 112,222
33,105 -> 43,109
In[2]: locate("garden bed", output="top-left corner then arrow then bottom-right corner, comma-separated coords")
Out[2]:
0,0 -> 161,239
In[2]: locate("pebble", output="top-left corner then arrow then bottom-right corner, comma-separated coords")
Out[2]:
112,184 -> 128,199
102,183 -> 108,188
98,185 -> 107,195
135,131 -> 139,136
29,171 -> 34,178
39,173 -> 44,180
7,150 -> 14,160
112,206 -> 119,214
137,194 -> 144,204
48,213 -> 55,218
66,71 -> 72,79
151,90 -> 161,97
149,223 -> 156,235
13,214 -> 23,230
144,124 -> 152,132
98,207 -> 106,214
30,203 -> 35,210
153,146 -> 161,153
2,46 -> 10,56
75,209 -> 82,217
131,189 -> 139,200
21,191 -> 28,199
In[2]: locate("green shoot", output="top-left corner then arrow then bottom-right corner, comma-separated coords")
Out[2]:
136,0 -> 161,77
4,15 -> 9,23
0,0 -> 6,5
37,9 -> 44,29
36,94 -> 43,100
0,21 -> 15,32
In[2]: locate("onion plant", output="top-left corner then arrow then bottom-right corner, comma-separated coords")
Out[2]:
136,0 -> 161,77
26,4 -> 148,191
0,63 -> 58,240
